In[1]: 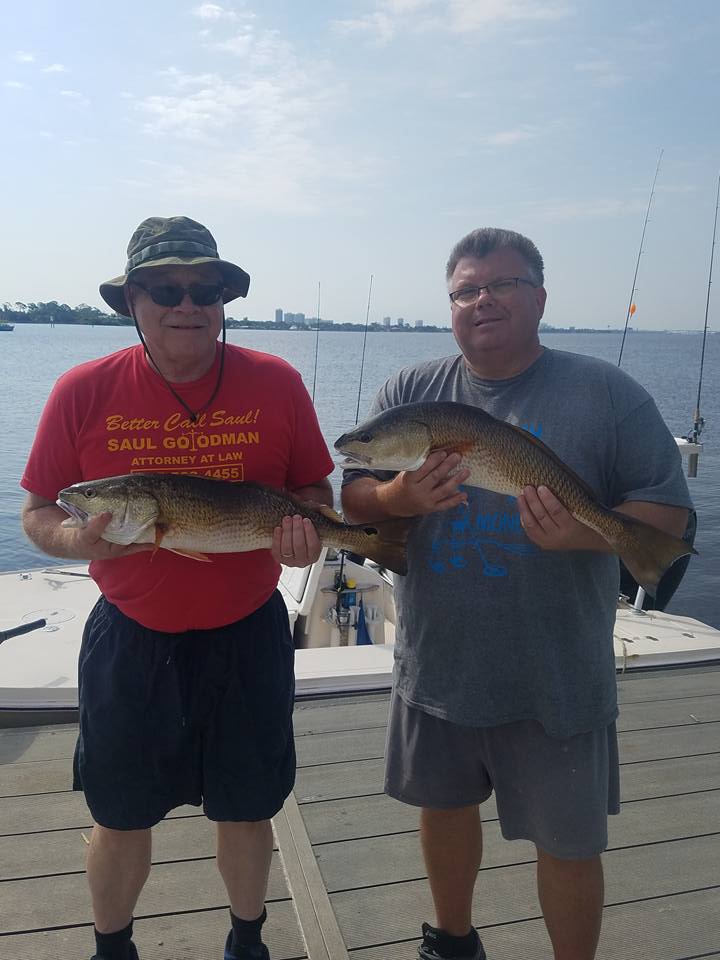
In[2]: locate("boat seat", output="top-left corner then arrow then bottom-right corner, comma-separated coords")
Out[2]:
278,547 -> 328,628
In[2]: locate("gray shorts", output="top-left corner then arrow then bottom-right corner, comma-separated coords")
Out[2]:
384,694 -> 620,860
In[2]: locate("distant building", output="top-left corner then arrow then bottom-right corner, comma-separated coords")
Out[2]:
275,308 -> 283,323
414,319 -> 423,328
296,312 -> 306,325
383,316 -> 391,328
397,317 -> 405,327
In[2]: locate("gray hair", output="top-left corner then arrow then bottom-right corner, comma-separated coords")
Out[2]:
446,228 -> 545,286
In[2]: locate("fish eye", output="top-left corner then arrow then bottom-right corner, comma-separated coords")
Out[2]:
83,489 -> 96,498
358,433 -> 372,443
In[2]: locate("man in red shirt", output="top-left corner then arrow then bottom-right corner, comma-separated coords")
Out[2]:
21,216 -> 335,960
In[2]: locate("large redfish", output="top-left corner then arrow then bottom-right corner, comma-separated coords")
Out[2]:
334,401 -> 694,596
57,473 -> 410,575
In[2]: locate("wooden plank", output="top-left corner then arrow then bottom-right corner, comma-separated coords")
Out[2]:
618,721 -> 720,762
274,796 -> 349,960
617,666 -> 720,702
296,743 -> 720,809
329,834 -> 720,950
0,854 -> 292,934
0,791 -> 202,837
0,725 -> 77,764
296,726 -> 386,767
621,752 -> 720,800
295,758 -> 385,804
1,757 -> 75,798
313,791 -> 720,893
293,695 -> 389,736
617,695 -> 720,729
0,815 -> 220,882
0,900 -> 306,960
349,888 -> 720,960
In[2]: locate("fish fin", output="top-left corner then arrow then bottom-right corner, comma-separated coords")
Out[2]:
314,504 -> 345,523
164,547 -> 213,563
436,440 -> 476,457
350,516 -> 415,577
609,512 -> 696,597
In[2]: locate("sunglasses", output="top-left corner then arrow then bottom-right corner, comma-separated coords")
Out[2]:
133,281 -> 225,308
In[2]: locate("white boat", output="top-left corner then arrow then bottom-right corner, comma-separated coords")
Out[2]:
1,434 -> 713,723
2,547 -> 719,724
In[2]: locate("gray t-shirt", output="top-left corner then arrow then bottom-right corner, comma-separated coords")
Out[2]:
343,348 -> 693,738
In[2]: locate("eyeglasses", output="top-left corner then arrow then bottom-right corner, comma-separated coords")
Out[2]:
132,281 -> 225,308
449,277 -> 536,307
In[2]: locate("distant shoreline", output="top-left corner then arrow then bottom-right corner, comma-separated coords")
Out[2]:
1,319 -> 706,334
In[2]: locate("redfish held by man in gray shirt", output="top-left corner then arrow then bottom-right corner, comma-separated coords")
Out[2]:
335,399 -> 695,597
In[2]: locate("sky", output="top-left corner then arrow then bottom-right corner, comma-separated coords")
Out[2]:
1,0 -> 719,330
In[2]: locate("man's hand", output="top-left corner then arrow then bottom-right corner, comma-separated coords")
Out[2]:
383,451 -> 471,517
21,494 -> 154,563
517,485 -> 600,552
69,512 -> 154,561
271,514 -> 323,567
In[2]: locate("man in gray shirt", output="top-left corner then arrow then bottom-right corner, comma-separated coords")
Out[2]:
341,228 -> 692,960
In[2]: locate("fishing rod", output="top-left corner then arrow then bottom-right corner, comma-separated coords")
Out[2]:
354,274 -> 374,424
311,281 -> 321,402
618,149 -> 664,367
685,170 -> 719,477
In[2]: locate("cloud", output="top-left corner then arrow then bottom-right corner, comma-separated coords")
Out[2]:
131,17 -> 374,213
13,50 -> 35,63
334,0 -> 569,42
60,89 -> 90,107
574,59 -> 624,88
42,63 -> 67,73
485,126 -> 537,145
191,2 -> 241,20
4,80 -> 28,89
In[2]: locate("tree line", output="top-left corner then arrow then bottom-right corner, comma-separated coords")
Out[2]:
1,301 -> 131,326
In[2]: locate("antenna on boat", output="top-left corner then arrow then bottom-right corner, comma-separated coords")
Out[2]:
618,149 -> 663,367
311,281 -> 321,402
684,170 -> 719,478
354,274 -> 374,424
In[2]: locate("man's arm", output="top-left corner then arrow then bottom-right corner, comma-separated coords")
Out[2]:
292,478 -> 333,508
21,493 -> 152,561
517,485 -> 689,552
341,453 -> 470,523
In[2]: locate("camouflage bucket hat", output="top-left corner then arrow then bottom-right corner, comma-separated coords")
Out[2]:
99,215 -> 251,317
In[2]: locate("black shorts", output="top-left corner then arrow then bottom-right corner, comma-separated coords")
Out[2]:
73,591 -> 296,830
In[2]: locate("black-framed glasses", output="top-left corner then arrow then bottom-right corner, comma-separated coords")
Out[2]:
449,277 -> 536,307
133,281 -> 225,308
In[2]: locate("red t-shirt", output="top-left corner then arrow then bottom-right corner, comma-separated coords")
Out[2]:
22,343 -> 335,632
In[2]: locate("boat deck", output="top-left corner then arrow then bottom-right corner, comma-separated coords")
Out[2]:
1,666 -> 719,960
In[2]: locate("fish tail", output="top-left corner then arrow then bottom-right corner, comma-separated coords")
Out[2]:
352,517 -> 414,576
608,511 -> 696,598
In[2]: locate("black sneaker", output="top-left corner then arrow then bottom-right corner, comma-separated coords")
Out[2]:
91,942 -> 140,960
91,941 -> 140,960
223,931 -> 270,960
417,922 -> 486,960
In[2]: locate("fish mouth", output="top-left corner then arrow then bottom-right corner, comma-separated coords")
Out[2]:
56,498 -> 88,525
339,454 -> 371,467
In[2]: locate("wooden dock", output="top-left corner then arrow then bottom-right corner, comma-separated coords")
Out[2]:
1,666 -> 719,959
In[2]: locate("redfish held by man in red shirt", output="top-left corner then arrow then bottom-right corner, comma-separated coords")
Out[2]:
57,472 -> 411,575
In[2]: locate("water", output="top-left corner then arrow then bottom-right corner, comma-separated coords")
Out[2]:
2,324 -> 718,627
